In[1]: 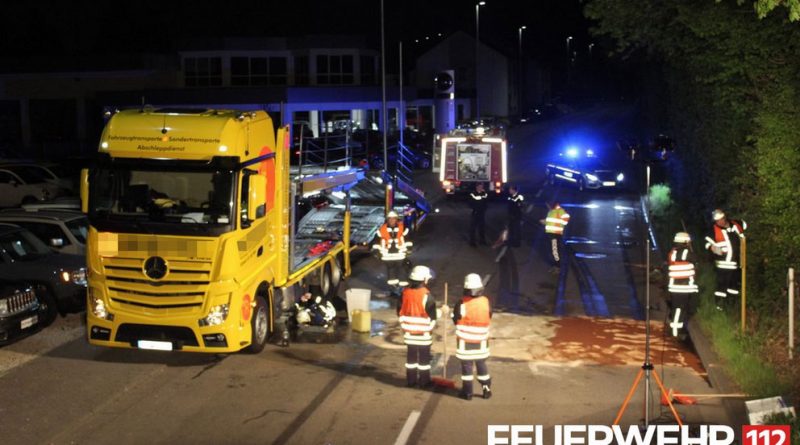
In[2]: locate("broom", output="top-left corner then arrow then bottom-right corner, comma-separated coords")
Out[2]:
431,282 -> 457,389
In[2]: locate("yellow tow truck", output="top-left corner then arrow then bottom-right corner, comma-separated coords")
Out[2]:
81,108 -> 362,353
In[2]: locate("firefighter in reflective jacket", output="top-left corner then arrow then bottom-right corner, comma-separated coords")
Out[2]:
541,201 -> 570,274
667,232 -> 698,339
377,211 -> 410,292
453,273 -> 492,400
704,209 -> 746,309
397,265 -> 436,388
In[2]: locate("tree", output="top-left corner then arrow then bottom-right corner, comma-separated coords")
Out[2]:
585,0 -> 800,314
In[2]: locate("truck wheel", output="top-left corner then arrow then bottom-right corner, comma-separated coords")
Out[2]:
319,262 -> 333,299
329,257 -> 342,296
245,295 -> 269,354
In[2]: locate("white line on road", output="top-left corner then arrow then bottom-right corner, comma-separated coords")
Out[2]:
394,410 -> 421,445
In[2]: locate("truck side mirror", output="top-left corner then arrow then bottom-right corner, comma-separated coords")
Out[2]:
80,168 -> 89,213
247,174 -> 267,222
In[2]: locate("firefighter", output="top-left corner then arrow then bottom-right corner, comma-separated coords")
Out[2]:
453,273 -> 492,400
541,201 -> 570,274
667,232 -> 698,339
704,209 -> 747,310
469,183 -> 489,246
397,265 -> 436,388
507,185 -> 524,248
377,211 -> 409,294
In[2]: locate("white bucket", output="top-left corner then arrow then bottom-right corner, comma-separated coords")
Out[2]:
345,288 -> 372,322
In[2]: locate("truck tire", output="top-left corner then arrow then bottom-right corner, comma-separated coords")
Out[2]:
319,262 -> 333,299
329,258 -> 342,296
245,295 -> 269,354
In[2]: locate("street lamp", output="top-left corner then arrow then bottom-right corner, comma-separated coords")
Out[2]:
588,42 -> 595,58
475,1 -> 486,120
518,25 -> 526,114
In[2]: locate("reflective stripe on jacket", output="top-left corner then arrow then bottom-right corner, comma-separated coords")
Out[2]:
667,247 -> 698,294
704,220 -> 745,269
455,296 -> 490,344
398,287 -> 435,345
545,206 -> 570,235
379,222 -> 408,260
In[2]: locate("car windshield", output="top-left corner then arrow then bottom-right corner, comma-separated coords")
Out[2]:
89,166 -> 235,228
0,229 -> 52,261
5,165 -> 53,183
65,217 -> 89,244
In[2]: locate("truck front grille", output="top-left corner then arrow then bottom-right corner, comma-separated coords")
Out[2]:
102,257 -> 212,312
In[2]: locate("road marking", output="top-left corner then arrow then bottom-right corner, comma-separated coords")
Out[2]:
394,410 -> 421,445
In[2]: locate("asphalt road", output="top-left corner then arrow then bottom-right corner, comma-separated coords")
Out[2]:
0,106 -> 739,445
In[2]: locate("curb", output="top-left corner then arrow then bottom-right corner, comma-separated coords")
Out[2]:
687,318 -> 750,429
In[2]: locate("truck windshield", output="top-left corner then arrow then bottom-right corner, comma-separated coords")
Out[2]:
88,166 -> 235,234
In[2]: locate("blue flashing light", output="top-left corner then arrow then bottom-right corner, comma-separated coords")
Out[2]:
566,147 -> 579,158
586,149 -> 594,156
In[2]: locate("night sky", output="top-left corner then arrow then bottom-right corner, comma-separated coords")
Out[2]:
1,0 -> 592,71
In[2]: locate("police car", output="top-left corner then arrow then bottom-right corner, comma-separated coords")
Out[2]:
545,147 -> 625,191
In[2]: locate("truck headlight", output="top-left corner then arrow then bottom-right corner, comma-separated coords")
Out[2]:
61,268 -> 87,286
88,288 -> 113,320
585,174 -> 599,182
91,295 -> 108,319
617,173 -> 625,182
200,304 -> 229,327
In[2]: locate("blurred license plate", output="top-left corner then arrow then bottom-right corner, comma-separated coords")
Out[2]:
137,340 -> 173,351
20,315 -> 37,330
602,181 -> 616,186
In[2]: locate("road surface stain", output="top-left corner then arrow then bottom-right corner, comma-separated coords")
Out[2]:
534,317 -> 705,375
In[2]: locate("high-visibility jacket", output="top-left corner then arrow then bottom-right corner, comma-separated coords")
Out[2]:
398,287 -> 435,346
454,296 -> 491,360
379,222 -> 408,261
667,247 -> 698,294
545,206 -> 570,235
704,219 -> 746,270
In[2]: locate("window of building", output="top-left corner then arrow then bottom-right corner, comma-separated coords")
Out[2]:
231,56 -> 288,86
316,54 -> 354,85
360,55 -> 376,85
294,56 -> 309,85
184,57 -> 222,87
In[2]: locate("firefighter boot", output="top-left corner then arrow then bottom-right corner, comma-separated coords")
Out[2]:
482,385 -> 492,399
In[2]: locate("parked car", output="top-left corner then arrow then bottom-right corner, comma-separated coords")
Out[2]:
0,209 -> 88,255
0,164 -> 65,208
0,224 -> 86,323
21,196 -> 81,211
0,281 -> 49,345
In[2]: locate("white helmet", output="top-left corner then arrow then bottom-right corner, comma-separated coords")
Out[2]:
673,232 -> 691,243
463,273 -> 484,290
409,265 -> 433,282
387,211 -> 399,219
712,209 -> 725,221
